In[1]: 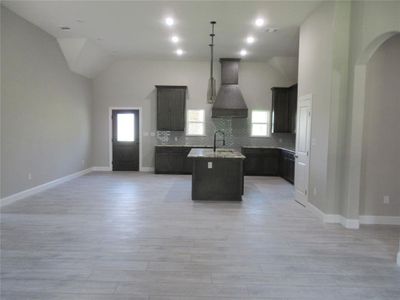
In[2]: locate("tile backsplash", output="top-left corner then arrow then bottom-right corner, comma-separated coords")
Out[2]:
156,118 -> 295,150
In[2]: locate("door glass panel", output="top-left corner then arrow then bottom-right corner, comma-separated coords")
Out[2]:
117,113 -> 134,142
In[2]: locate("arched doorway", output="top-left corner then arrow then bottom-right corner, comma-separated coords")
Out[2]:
345,31 -> 400,219
360,34 -> 400,220
345,32 -> 400,265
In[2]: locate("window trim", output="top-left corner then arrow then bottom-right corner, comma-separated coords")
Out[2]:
251,110 -> 271,138
186,109 -> 206,136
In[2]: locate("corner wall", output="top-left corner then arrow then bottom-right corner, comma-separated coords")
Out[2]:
1,7 -> 92,198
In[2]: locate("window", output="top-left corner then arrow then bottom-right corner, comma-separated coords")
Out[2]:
117,113 -> 135,141
251,110 -> 270,137
186,109 -> 205,136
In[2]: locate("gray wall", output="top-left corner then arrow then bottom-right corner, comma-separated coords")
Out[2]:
92,60 -> 297,169
1,7 -> 92,198
360,34 -> 400,217
298,1 -> 334,212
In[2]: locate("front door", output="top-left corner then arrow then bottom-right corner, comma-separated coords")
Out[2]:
294,95 -> 312,205
112,109 -> 139,171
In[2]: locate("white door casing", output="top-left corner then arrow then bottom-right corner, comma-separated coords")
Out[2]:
294,94 -> 312,205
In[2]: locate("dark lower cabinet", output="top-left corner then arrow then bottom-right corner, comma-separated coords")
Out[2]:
155,146 -> 211,174
241,148 -> 280,176
242,147 -> 295,184
280,150 -> 295,184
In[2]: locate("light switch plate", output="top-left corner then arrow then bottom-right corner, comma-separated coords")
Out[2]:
208,162 -> 212,169
383,195 -> 390,204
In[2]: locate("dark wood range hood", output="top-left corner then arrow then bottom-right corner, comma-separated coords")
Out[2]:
212,58 -> 248,118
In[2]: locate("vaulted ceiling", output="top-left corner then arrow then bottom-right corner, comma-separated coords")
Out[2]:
3,1 -> 323,77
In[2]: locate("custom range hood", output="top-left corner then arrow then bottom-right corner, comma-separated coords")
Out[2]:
212,58 -> 248,118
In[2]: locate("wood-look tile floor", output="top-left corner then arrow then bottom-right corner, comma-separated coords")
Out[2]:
1,172 -> 399,300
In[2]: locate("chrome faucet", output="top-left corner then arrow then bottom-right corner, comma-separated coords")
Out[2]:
213,130 -> 225,152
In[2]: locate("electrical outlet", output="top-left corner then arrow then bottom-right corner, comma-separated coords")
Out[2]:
174,137 -> 178,142
150,132 -> 155,137
208,162 -> 213,169
383,195 -> 390,204
28,173 -> 32,180
313,187 -> 317,196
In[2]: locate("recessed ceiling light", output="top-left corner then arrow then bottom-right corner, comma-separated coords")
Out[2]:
171,35 -> 179,43
60,26 -> 71,31
265,28 -> 279,33
246,36 -> 255,44
255,18 -> 265,27
240,49 -> 247,56
176,49 -> 184,56
165,17 -> 174,26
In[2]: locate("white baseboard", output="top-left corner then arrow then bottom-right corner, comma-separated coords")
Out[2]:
306,202 -> 360,229
91,166 -> 112,171
92,166 -> 154,172
0,168 -> 92,207
359,215 -> 400,226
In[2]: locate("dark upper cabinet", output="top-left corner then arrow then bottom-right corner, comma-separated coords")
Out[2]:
271,84 -> 297,134
156,85 -> 187,131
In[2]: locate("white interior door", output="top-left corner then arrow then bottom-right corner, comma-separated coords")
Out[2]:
294,94 -> 312,205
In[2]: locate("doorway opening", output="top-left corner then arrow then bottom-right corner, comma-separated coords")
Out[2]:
110,108 -> 141,171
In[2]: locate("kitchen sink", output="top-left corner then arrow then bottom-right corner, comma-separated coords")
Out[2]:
215,149 -> 234,153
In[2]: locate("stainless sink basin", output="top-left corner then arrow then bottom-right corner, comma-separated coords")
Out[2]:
215,149 -> 234,153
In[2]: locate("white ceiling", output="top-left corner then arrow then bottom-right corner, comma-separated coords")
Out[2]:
4,1 -> 323,61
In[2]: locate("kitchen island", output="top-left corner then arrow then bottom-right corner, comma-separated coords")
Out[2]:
188,148 -> 245,200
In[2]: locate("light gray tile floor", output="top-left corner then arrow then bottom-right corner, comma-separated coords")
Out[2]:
1,172 -> 399,299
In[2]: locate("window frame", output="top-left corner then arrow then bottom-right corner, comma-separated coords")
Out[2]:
251,110 -> 271,137
186,109 -> 206,136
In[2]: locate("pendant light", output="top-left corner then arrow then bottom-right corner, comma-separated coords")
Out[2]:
207,21 -> 217,104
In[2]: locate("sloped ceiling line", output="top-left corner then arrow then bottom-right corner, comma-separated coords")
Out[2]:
57,38 -> 114,78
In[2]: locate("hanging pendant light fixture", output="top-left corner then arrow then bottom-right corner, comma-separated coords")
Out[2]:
207,21 -> 217,104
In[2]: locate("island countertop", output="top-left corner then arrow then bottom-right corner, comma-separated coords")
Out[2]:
188,148 -> 245,159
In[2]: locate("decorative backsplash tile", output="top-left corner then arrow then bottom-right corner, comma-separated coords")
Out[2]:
156,117 -> 295,150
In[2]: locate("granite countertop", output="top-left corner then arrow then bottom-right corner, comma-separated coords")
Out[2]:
155,144 -> 213,148
188,148 -> 245,159
241,146 -> 295,153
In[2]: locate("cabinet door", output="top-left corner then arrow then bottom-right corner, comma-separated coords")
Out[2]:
288,84 -> 298,134
243,150 -> 263,175
156,86 -> 186,131
155,152 -> 172,173
157,88 -> 172,130
271,88 -> 290,133
169,89 -> 186,131
287,156 -> 295,184
261,149 -> 280,175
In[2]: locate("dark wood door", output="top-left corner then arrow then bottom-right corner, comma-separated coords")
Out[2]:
112,109 -> 139,171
